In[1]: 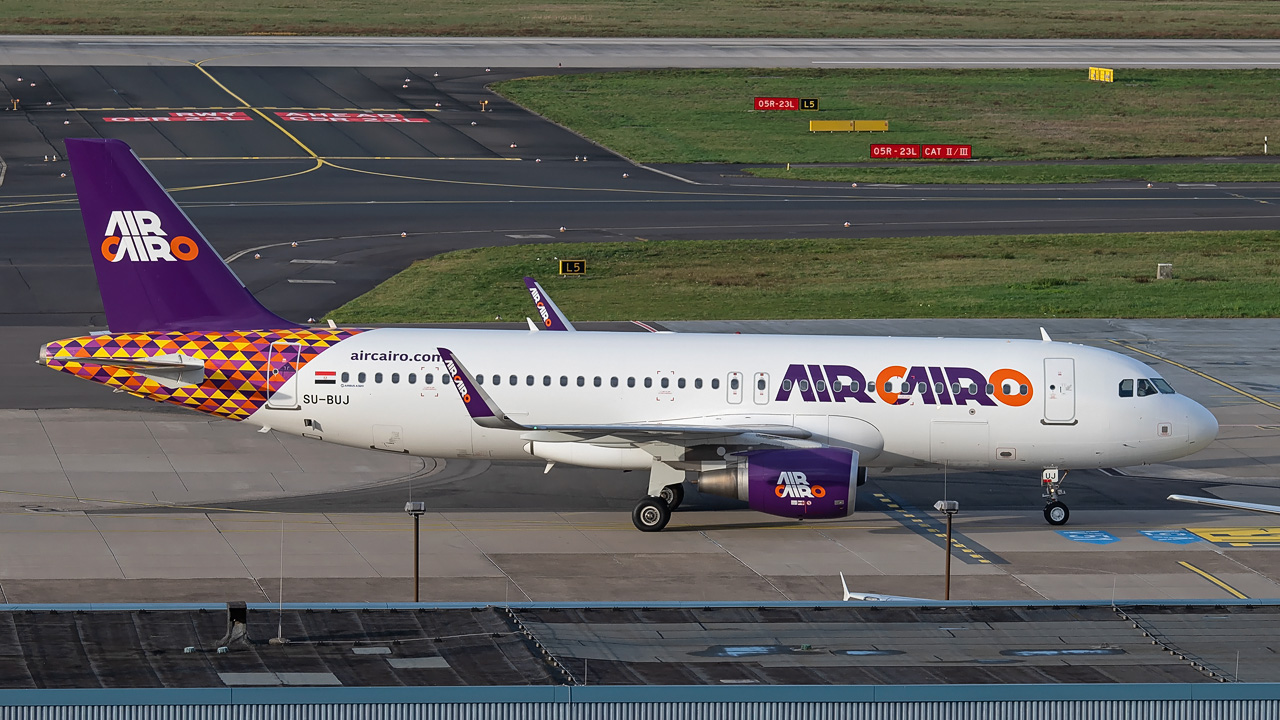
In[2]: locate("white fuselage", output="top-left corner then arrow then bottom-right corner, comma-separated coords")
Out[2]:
247,328 -> 1218,471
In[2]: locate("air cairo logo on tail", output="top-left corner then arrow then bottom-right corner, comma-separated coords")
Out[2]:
443,358 -> 471,404
775,471 -> 825,499
100,210 -> 199,263
528,286 -> 553,327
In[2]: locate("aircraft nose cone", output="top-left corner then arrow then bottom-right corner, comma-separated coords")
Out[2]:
1186,400 -> 1219,447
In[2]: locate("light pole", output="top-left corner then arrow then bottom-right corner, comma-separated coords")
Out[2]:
404,501 -> 426,602
934,500 -> 959,600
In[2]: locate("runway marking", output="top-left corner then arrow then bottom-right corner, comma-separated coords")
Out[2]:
287,278 -> 336,284
192,60 -> 320,160
138,156 -> 518,161
290,259 -> 337,264
1108,341 -> 1280,412
0,152 -> 6,188
871,492 -> 1002,564
1178,560 -> 1249,599
1186,527 -> 1280,548
72,107 -> 436,113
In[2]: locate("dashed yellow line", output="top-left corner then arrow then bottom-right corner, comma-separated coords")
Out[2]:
1178,560 -> 1249,599
1110,341 -> 1280,412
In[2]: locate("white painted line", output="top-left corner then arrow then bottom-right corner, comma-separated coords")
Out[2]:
506,234 -> 553,239
0,153 -> 6,188
1177,183 -> 1218,187
638,164 -> 701,185
287,278 -> 336,284
289,258 -> 337,264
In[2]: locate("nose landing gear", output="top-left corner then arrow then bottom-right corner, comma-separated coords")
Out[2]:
1042,467 -> 1069,526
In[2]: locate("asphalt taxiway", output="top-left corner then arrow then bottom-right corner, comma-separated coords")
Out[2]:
3,65 -> 1280,325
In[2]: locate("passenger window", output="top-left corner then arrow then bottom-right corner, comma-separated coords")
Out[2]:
627,377 -> 636,388
782,379 -> 793,391
884,382 -> 893,393
594,376 -> 602,387
661,378 -> 669,388
833,381 -> 843,392
391,373 -> 400,384
341,372 -> 349,383
678,378 -> 686,389
757,378 -> 766,391
730,378 -> 739,390
950,382 -> 960,394
375,372 -> 383,384
695,378 -> 703,389
611,377 -> 619,388
712,378 -> 721,390
1118,379 -> 1133,397
476,375 -> 484,385
1151,378 -> 1176,394
816,380 -> 826,392
527,375 -> 535,386
543,375 -> 551,386
985,383 -> 994,395
850,381 -> 860,392
492,374 -> 500,386
1003,383 -> 1012,394
560,376 -> 568,387
424,373 -> 433,384
509,375 -> 517,386
576,376 -> 585,387
644,377 -> 653,388
936,382 -> 945,394
1137,379 -> 1159,397
799,380 -> 810,392
408,373 -> 416,384
1019,384 -> 1029,395
358,372 -> 366,383
921,382 -> 930,394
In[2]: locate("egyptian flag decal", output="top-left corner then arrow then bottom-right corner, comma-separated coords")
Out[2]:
315,370 -> 337,385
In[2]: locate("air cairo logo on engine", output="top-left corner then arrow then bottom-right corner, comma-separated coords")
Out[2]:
775,471 -> 825,499
100,210 -> 199,263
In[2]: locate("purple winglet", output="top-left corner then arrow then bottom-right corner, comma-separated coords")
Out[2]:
523,277 -> 575,331
65,138 -> 295,333
438,347 -> 522,430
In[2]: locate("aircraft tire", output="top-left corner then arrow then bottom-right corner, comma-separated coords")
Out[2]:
660,483 -> 685,511
633,497 -> 671,532
1044,501 -> 1069,526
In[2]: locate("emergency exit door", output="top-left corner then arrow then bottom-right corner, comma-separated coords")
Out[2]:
1043,358 -> 1076,423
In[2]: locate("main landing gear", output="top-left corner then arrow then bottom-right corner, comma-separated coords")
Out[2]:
1042,467 -> 1069,526
632,484 -> 684,532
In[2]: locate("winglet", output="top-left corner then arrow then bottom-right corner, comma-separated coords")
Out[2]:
1040,327 -> 1052,342
840,572 -> 853,602
524,277 -> 575,331
437,347 -> 525,430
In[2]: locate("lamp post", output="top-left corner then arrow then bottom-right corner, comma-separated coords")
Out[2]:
404,501 -> 426,602
934,500 -> 959,600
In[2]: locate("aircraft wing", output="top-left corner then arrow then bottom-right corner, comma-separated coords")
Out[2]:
524,277 -> 575,331
437,346 -> 813,447
1168,494 -> 1280,516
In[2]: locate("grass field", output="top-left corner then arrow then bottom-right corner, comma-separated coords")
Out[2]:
3,1 -> 1277,37
493,69 -> 1280,166
329,232 -> 1280,323
747,163 -> 1280,185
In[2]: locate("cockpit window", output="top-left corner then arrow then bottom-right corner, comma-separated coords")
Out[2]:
1151,378 -> 1176,394
1118,379 -> 1133,397
1136,378 -> 1159,397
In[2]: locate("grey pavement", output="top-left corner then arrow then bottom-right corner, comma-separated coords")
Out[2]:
2,37 -> 1280,68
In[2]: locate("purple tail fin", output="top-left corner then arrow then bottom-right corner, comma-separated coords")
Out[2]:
66,138 -> 295,333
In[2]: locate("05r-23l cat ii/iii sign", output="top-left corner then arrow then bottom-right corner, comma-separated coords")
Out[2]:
39,139 -> 1218,532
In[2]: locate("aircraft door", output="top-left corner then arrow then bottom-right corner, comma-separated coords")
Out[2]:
727,372 -> 743,404
266,343 -> 301,409
1043,358 -> 1076,423
753,372 -> 770,405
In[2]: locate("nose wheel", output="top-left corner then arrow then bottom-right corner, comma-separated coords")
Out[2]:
1041,467 -> 1069,526
632,497 -> 671,532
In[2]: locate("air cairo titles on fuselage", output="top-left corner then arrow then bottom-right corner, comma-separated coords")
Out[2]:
776,363 -> 1034,407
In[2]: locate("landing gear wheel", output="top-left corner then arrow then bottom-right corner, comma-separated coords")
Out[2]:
659,483 -> 685,511
1044,501 -> 1069,526
632,497 -> 671,532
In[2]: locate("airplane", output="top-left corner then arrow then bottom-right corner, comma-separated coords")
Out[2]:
39,138 -> 1220,532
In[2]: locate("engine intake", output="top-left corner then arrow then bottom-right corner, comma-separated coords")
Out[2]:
695,447 -> 858,520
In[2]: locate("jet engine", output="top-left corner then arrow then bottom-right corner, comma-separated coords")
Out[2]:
694,447 -> 858,520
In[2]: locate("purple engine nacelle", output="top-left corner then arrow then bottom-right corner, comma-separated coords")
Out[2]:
695,447 -> 858,520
